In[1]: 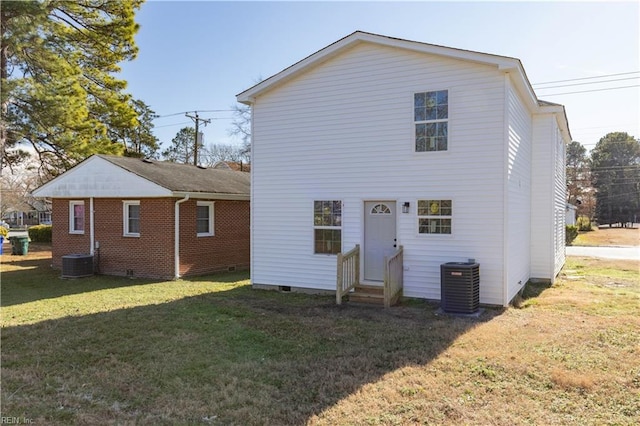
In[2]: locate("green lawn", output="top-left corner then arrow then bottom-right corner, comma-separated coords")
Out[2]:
1,247 -> 639,425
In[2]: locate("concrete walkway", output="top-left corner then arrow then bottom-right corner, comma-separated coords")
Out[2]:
566,245 -> 640,260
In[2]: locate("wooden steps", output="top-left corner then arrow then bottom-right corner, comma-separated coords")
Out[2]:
348,284 -> 384,305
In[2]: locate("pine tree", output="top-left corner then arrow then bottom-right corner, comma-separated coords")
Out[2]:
1,0 -> 144,175
162,127 -> 200,164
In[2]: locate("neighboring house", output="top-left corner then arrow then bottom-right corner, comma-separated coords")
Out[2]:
3,199 -> 52,227
32,155 -> 250,279
237,31 -> 571,307
566,203 -> 577,226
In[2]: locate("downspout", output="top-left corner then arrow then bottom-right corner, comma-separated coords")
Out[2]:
89,197 -> 95,255
249,100 -> 255,287
174,194 -> 190,279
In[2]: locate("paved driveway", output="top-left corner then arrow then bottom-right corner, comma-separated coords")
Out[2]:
566,245 -> 640,260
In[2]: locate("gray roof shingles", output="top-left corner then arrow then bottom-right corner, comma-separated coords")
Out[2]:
98,155 -> 250,196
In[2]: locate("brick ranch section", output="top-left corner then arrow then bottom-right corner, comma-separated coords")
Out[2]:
51,198 -> 249,279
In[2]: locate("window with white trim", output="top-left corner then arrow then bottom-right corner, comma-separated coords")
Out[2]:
123,201 -> 141,237
69,201 -> 85,234
414,90 -> 448,152
196,201 -> 214,237
418,200 -> 452,234
313,200 -> 342,254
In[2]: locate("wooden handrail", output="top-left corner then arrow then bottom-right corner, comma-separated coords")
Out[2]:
336,244 -> 360,305
383,245 -> 403,308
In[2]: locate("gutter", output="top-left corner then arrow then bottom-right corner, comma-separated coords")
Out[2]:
174,194 -> 190,279
171,191 -> 249,201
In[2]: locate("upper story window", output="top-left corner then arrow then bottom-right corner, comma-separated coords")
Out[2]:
197,201 -> 215,237
414,90 -> 448,152
123,201 -> 141,237
313,200 -> 342,254
418,199 -> 452,234
69,201 -> 84,234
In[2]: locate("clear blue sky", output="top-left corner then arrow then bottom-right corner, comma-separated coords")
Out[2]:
120,0 -> 640,153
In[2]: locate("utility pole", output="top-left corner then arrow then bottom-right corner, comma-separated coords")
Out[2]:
185,111 -> 211,166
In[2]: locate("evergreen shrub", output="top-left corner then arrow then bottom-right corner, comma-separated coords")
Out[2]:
28,225 -> 52,243
565,225 -> 579,246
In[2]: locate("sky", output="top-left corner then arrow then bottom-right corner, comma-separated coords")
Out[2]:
119,0 -> 640,153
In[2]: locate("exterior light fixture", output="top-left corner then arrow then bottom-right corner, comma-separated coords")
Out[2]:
402,202 -> 410,213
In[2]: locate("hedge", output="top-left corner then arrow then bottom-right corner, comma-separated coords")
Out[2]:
28,225 -> 52,243
565,225 -> 578,246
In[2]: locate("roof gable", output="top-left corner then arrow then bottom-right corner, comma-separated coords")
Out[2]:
237,31 -> 528,104
33,155 -> 250,199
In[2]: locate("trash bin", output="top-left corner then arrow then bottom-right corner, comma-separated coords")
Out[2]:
9,236 -> 29,255
0,236 -> 4,255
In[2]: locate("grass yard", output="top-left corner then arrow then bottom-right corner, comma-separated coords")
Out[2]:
1,244 -> 639,425
573,225 -> 640,247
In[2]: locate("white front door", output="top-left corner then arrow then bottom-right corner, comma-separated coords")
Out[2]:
364,201 -> 397,281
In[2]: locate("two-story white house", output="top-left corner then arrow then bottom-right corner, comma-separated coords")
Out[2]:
237,31 -> 571,307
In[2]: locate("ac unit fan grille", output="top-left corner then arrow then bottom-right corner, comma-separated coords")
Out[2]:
62,254 -> 94,278
440,262 -> 480,314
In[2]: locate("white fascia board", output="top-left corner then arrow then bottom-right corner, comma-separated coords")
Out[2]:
237,33 -> 359,104
172,192 -> 250,201
502,63 -> 540,111
237,31 -> 524,104
32,156 -> 171,198
537,104 -> 573,142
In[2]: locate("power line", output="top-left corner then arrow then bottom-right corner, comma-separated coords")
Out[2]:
540,84 -> 640,97
154,121 -> 192,129
535,76 -> 639,90
532,71 -> 640,86
154,109 -> 234,119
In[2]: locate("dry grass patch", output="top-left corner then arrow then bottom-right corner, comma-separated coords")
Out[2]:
574,225 -> 640,246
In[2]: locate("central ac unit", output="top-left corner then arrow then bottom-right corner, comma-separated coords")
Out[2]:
440,262 -> 480,314
62,254 -> 94,278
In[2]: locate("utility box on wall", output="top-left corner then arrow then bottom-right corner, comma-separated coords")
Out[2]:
440,262 -> 480,314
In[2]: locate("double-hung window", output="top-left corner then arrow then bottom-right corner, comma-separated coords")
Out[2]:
123,201 -> 141,237
313,200 -> 342,254
69,201 -> 85,234
414,90 -> 448,152
196,201 -> 214,237
418,200 -> 452,234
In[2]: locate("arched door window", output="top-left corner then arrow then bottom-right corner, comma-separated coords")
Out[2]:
370,203 -> 392,215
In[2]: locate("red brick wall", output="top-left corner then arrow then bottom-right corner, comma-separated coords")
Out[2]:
52,199 -> 91,268
51,198 -> 250,279
178,199 -> 250,276
93,198 -> 175,279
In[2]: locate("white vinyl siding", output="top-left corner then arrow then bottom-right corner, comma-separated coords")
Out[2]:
530,114 -> 568,282
250,42 -> 507,304
34,156 -> 172,198
505,80 -> 533,303
553,128 -> 567,276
